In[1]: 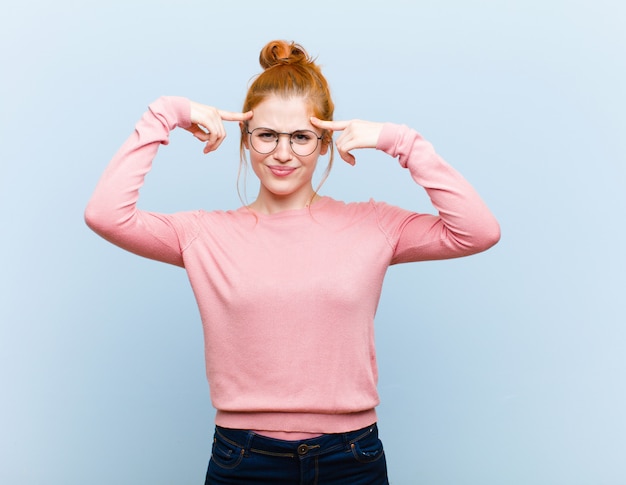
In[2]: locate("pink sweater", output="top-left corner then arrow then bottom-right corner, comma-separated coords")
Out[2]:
85,96 -> 500,434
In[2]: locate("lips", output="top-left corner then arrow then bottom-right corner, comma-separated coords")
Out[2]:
268,165 -> 297,177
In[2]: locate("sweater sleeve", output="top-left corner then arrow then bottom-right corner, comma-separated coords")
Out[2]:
375,123 -> 501,264
84,96 -> 197,267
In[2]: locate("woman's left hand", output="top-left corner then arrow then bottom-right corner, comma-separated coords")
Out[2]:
310,117 -> 384,166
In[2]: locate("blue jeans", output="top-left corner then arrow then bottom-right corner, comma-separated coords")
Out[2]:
204,423 -> 389,484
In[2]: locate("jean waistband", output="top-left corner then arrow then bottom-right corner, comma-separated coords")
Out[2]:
215,423 -> 378,458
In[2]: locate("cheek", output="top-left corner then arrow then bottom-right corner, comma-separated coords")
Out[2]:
249,152 -> 269,179
249,152 -> 263,169
305,152 -> 322,168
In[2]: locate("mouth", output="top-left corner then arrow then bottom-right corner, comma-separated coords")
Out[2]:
267,165 -> 297,177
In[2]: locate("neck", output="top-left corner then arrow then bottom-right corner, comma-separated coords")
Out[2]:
249,188 -> 320,215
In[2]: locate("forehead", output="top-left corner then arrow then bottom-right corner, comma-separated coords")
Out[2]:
250,95 -> 313,130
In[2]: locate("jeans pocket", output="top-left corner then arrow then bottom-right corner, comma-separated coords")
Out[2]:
210,433 -> 245,470
350,432 -> 385,464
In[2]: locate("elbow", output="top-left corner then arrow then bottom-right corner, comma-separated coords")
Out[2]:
84,203 -> 103,236
452,217 -> 500,256
84,203 -> 96,230
475,217 -> 501,252
84,200 -> 115,238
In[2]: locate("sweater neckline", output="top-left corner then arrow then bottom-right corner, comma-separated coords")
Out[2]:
237,195 -> 333,219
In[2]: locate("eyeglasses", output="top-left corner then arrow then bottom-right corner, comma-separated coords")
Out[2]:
245,127 -> 323,157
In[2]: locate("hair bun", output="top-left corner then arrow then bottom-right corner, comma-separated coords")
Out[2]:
259,40 -> 310,69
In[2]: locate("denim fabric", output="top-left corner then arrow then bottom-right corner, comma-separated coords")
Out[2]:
204,423 -> 389,485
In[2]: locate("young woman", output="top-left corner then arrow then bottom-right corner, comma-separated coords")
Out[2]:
85,40 -> 500,484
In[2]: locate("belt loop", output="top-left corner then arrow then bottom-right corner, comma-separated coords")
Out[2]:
342,429 -> 351,450
243,430 -> 255,457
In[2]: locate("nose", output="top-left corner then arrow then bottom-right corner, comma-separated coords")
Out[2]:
273,134 -> 293,162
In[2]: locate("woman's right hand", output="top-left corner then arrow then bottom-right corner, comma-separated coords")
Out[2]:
185,101 -> 253,154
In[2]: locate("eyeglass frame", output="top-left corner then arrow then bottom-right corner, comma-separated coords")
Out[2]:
244,124 -> 324,157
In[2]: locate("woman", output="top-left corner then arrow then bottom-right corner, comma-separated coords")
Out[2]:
85,40 -> 500,484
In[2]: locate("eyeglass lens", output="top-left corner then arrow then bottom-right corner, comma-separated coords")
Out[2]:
248,128 -> 320,156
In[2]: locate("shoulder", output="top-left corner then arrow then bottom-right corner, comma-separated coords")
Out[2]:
315,196 -> 376,217
195,207 -> 252,222
320,196 -> 412,216
316,197 -> 418,232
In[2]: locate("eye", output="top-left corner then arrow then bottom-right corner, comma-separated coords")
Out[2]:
255,129 -> 278,141
291,131 -> 315,144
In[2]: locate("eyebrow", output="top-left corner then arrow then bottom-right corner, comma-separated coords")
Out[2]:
247,126 -> 321,135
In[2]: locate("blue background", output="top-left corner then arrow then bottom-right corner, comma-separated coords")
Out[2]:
1,1 -> 625,483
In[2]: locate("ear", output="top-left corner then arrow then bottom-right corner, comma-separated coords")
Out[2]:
240,122 -> 250,149
320,139 -> 329,156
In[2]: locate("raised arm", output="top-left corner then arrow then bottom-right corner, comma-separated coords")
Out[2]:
311,118 -> 500,262
84,96 -> 251,266
379,123 -> 500,262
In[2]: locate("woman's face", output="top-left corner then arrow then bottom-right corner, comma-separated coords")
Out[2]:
244,94 -> 328,207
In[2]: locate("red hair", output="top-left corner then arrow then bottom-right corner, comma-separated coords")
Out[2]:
239,40 -> 335,200
243,40 -> 334,139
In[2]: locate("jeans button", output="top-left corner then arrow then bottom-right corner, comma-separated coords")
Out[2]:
297,444 -> 309,455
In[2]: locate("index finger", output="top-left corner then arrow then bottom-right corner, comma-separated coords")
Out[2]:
310,117 -> 350,131
218,109 -> 253,122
